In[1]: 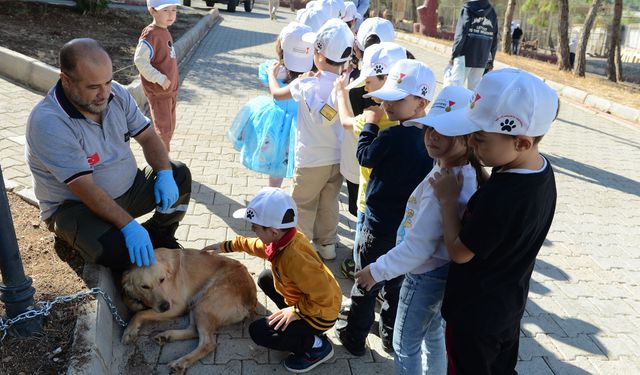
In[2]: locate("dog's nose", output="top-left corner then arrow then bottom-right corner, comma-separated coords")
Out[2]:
159,301 -> 170,312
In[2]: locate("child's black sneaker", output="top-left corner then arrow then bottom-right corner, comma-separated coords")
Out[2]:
335,329 -> 366,356
283,336 -> 334,373
340,258 -> 355,279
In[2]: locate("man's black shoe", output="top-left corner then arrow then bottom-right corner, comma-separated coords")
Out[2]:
142,222 -> 182,249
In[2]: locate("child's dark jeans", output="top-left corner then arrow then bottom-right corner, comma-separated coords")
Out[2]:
336,224 -> 404,347
249,269 -> 324,356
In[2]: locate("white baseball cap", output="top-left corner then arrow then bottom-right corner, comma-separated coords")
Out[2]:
306,0 -> 317,9
404,86 -> 474,134
346,42 -> 406,90
232,188 -> 298,229
355,17 -> 395,50
298,7 -> 330,32
302,18 -> 354,63
425,68 -> 559,137
317,0 -> 346,18
364,59 -> 436,101
280,22 -> 314,73
147,0 -> 180,9
342,1 -> 362,22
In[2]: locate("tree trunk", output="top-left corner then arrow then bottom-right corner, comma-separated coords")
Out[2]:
557,0 -> 571,70
502,0 -> 517,54
574,0 -> 602,77
606,0 -> 623,82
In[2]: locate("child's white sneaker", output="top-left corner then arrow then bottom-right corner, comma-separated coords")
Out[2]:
315,244 -> 336,260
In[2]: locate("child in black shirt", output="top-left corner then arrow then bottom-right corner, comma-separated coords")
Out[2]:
430,68 -> 559,375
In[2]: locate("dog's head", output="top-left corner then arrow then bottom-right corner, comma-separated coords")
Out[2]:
121,249 -> 178,313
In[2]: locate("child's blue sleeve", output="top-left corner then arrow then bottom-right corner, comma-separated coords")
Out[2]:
357,124 -> 394,168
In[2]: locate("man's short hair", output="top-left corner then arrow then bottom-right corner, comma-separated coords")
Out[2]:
59,38 -> 109,76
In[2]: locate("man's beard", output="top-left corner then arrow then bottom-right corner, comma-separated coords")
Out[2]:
67,89 -> 108,115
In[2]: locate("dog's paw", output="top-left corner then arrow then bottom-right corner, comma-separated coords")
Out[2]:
154,332 -> 171,345
121,327 -> 139,345
168,359 -> 187,374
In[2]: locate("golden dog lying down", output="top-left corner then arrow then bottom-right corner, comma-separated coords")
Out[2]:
121,248 -> 257,374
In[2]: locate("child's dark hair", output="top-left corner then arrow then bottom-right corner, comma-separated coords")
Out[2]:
462,135 -> 489,187
364,34 -> 381,49
325,47 -> 353,66
406,50 -> 416,59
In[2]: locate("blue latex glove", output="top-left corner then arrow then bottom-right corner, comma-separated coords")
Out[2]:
154,169 -> 179,212
121,220 -> 156,267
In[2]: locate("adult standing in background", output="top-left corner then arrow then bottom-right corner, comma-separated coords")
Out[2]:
450,0 -> 498,89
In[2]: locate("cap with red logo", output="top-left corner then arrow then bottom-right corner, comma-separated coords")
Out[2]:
364,59 -> 436,101
421,68 -> 559,137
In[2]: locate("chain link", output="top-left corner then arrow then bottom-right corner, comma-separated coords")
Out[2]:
0,287 -> 128,340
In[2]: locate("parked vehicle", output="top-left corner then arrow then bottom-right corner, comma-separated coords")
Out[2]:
182,0 -> 254,13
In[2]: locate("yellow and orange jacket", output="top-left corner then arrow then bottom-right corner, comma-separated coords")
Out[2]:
220,231 -> 341,331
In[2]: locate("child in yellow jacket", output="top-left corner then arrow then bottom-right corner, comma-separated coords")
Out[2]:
202,187 -> 341,373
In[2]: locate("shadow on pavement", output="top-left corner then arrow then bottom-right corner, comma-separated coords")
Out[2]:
545,153 -> 640,197
523,240 -> 608,372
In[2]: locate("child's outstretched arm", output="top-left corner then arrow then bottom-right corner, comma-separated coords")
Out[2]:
203,236 -> 269,259
334,74 -> 355,128
134,40 -> 171,90
430,168 -> 475,264
267,62 -> 292,100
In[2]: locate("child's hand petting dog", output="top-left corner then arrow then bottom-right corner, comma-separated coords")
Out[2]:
201,243 -> 222,255
268,306 -> 299,331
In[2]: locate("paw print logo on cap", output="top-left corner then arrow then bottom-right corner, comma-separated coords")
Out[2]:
315,40 -> 324,51
420,85 -> 429,97
245,208 -> 256,220
500,119 -> 517,132
495,115 -> 523,133
373,63 -> 385,74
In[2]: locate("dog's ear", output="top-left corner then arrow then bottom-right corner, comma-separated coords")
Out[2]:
121,270 -> 132,291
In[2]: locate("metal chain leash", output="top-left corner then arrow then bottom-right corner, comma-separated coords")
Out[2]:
0,287 -> 128,341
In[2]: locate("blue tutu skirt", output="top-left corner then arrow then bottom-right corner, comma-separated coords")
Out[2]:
228,65 -> 297,178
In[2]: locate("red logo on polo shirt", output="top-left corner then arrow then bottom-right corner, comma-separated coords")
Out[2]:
87,152 -> 100,166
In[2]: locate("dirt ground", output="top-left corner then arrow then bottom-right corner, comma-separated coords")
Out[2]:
410,33 -> 640,110
0,192 -> 86,375
0,1 -> 205,85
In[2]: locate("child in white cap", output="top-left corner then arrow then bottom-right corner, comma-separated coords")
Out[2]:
332,42 -> 406,278
202,188 -> 341,373
134,0 -> 182,152
429,69 -> 559,374
355,86 -> 487,374
342,1 -> 362,31
266,19 -> 354,261
335,59 -> 435,355
228,22 -> 313,188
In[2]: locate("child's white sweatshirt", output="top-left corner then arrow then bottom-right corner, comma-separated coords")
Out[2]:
369,163 -> 478,282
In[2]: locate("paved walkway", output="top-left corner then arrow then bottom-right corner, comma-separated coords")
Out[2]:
1,3 -> 640,374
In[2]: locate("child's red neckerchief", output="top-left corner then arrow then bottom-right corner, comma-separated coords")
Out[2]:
265,228 -> 297,261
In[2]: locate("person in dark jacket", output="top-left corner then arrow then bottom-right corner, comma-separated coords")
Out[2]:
511,24 -> 523,55
450,0 -> 498,89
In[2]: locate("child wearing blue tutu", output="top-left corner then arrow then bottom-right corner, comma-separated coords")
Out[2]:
228,22 -> 314,188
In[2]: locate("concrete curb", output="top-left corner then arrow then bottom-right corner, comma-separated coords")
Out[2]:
396,32 -> 640,125
66,264 -> 127,375
0,8 -> 221,108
